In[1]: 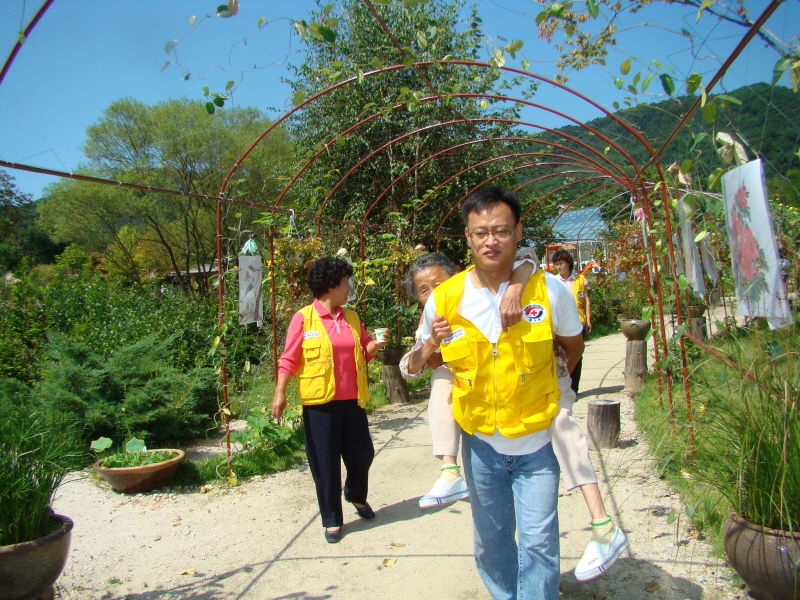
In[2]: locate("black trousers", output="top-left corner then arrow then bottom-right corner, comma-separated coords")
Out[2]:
303,399 -> 374,528
570,327 -> 586,396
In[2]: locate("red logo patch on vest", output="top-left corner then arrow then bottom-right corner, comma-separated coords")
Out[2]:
522,303 -> 547,324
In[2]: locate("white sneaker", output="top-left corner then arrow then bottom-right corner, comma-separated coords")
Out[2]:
419,477 -> 470,508
574,525 -> 628,581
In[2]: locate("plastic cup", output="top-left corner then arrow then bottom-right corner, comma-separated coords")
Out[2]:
374,327 -> 389,342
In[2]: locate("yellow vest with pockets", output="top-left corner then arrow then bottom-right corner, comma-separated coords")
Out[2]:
295,304 -> 370,408
571,274 -> 587,326
434,268 -> 559,438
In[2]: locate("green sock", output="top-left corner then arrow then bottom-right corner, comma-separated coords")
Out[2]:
591,516 -> 616,545
440,465 -> 462,483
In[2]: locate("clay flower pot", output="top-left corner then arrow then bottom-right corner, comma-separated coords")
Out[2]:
620,319 -> 651,341
0,513 -> 73,600
723,512 -> 800,600
93,449 -> 185,494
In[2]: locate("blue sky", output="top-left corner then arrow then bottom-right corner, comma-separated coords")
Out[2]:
0,0 -> 796,200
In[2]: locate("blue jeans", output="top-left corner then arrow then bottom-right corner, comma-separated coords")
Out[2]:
462,433 -> 561,600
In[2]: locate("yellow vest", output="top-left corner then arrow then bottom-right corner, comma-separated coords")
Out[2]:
295,304 -> 370,408
571,274 -> 587,326
434,268 -> 559,437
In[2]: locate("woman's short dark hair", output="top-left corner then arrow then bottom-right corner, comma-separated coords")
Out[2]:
461,186 -> 521,226
403,252 -> 460,300
307,257 -> 353,298
551,248 -> 574,272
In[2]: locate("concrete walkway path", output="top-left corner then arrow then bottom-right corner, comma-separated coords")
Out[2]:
53,326 -> 744,600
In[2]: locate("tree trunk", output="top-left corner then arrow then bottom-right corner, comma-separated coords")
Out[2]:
382,365 -> 409,404
624,340 -> 648,391
689,316 -> 707,341
587,399 -> 621,450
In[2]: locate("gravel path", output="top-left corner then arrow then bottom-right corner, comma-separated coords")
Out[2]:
52,324 -> 746,600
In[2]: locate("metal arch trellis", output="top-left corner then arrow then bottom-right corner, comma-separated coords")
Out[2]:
0,0 -> 785,476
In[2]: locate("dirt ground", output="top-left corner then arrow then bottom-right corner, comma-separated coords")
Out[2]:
52,323 -> 748,600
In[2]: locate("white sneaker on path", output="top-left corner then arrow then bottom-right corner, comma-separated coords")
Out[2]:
574,525 -> 628,581
419,477 -> 470,509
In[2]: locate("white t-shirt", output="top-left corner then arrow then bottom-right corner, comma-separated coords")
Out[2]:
419,269 -> 582,456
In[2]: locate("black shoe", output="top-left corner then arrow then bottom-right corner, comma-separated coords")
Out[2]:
353,502 -> 375,520
325,527 -> 342,544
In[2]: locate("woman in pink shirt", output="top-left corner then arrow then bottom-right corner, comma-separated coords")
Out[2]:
271,257 -> 387,544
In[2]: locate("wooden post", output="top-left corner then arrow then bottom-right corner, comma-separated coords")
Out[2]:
587,399 -> 621,450
382,365 -> 409,404
689,316 -> 707,341
624,340 -> 648,391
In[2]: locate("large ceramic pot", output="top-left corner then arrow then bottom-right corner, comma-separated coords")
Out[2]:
377,347 -> 407,366
723,512 -> 800,600
93,449 -> 185,494
620,319 -> 651,341
0,513 -> 73,600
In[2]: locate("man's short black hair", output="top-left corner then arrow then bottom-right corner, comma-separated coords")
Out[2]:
551,248 -> 574,272
461,186 -> 521,227
307,256 -> 353,299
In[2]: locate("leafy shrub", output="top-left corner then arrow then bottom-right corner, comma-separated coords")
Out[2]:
37,333 -> 218,447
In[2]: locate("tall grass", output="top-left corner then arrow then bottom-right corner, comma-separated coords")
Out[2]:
0,395 -> 83,545
634,323 -> 799,534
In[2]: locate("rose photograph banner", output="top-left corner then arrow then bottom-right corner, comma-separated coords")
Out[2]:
721,159 -> 793,330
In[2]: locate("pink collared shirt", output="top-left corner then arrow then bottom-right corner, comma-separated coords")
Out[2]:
279,299 -> 374,401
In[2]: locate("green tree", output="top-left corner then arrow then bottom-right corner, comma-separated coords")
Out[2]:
285,0 -> 541,246
38,98 -> 295,294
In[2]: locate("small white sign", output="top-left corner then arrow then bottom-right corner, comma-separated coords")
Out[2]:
303,330 -> 321,339
442,327 -> 465,344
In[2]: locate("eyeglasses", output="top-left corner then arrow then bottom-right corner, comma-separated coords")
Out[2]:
468,229 -> 513,242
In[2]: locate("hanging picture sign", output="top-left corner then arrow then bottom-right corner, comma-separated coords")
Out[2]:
721,159 -> 793,330
238,255 -> 263,326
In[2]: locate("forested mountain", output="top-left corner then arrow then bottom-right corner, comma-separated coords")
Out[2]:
552,82 -> 799,178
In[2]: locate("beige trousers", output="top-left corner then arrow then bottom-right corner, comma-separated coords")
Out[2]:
428,366 -> 459,458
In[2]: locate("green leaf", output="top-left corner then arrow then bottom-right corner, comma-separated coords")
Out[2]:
294,20 -> 309,41
325,17 -> 338,27
202,85 -> 210,97
707,167 -> 724,190
667,511 -> 678,524
216,5 -> 233,18
213,96 -> 225,107
521,59 -> 530,70
686,72 -> 702,94
292,90 -> 306,106
160,61 -> 171,73
225,80 -> 235,91
660,73 -> 675,96
91,437 -> 113,452
696,0 -> 713,23
258,16 -> 266,29
336,133 -> 345,146
317,25 -> 336,42
686,504 -> 697,519
205,101 -> 216,115
694,230 -> 709,242
675,323 -> 688,339
689,133 -> 707,152
677,273 -> 689,291
627,85 -> 637,94
126,438 -> 146,454
480,99 -> 488,109
703,101 -> 718,124
715,94 -> 741,105
680,159 -> 692,173
612,101 -> 620,110
641,73 -> 653,92
633,71 -> 641,86
189,15 -> 196,25
165,40 -> 177,54
620,58 -> 631,75
586,0 -> 599,18
535,11 -> 548,25
614,77 -> 624,89
641,306 -> 654,321
416,30 -> 428,49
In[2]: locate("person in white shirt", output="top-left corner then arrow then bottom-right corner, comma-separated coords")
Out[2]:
410,187 -> 627,599
552,247 -> 591,395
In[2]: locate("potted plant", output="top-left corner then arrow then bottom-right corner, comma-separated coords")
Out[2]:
689,355 -> 799,600
0,394 -> 80,600
90,436 -> 185,494
376,302 -> 417,366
